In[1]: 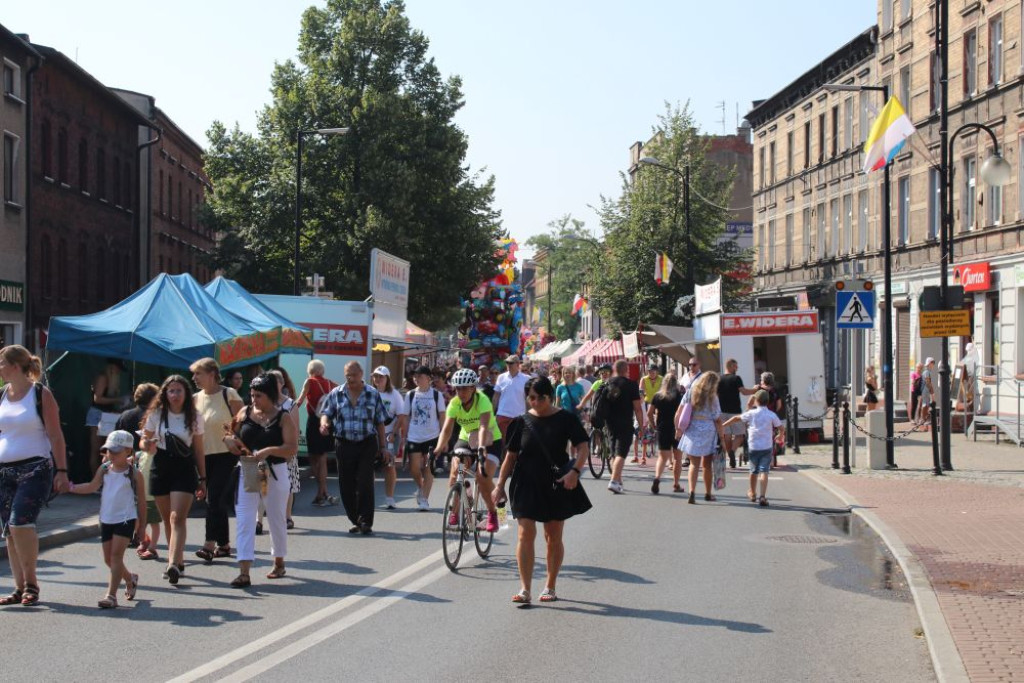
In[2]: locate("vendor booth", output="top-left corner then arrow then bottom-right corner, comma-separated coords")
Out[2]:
530,338 -> 579,364
205,277 -> 313,354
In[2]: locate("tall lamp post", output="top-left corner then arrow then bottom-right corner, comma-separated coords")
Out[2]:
638,157 -> 694,289
293,127 -> 349,295
824,82 -> 896,468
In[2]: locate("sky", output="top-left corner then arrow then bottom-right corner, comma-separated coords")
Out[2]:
4,1 -> 876,258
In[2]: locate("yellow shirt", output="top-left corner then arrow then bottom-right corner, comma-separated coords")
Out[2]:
194,387 -> 242,455
640,375 -> 663,403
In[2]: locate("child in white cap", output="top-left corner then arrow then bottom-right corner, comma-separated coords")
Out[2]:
69,429 -> 146,608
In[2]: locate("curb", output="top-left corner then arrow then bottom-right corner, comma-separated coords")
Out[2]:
800,469 -> 969,683
0,515 -> 101,561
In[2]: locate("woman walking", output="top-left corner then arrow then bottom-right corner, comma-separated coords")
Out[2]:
191,358 -> 244,563
140,375 -> 206,585
295,360 -> 337,506
0,345 -> 70,606
863,365 -> 879,412
675,372 -> 726,503
493,377 -> 591,605
371,367 -> 406,510
223,374 -> 298,587
554,366 -> 585,417
648,373 -> 684,494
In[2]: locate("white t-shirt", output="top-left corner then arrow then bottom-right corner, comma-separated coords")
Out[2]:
405,388 -> 446,443
494,371 -> 529,418
0,385 -> 51,463
740,406 -> 783,452
143,409 -> 204,450
577,378 -> 593,396
378,388 -> 407,436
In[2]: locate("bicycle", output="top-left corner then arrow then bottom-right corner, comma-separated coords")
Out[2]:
441,447 -> 494,571
588,424 -> 614,479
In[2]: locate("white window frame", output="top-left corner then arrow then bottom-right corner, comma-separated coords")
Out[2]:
964,29 -> 978,97
843,98 -> 854,150
987,175 -> 1002,226
3,131 -> 21,205
816,203 -> 826,261
858,189 -> 869,252
898,176 -> 910,245
768,219 -> 777,269
802,207 -> 812,263
2,59 -> 22,101
900,0 -> 911,21
963,157 -> 977,231
785,213 -> 794,267
882,0 -> 893,32
757,223 -> 766,271
830,198 -> 840,257
842,194 -> 853,255
859,91 -> 871,146
899,65 -> 911,113
928,167 -> 941,240
989,14 -> 1004,87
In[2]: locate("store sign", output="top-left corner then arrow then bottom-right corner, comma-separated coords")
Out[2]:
920,310 -> 971,338
952,262 -> 990,293
0,279 -> 24,312
307,323 -> 369,356
695,278 -> 722,316
370,248 -> 410,308
721,311 -> 820,336
622,332 -> 640,359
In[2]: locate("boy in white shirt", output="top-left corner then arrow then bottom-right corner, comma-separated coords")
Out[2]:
722,390 -> 784,507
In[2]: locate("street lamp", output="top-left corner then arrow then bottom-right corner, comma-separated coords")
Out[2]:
824,82 -> 897,469
294,127 -> 350,295
638,156 -> 694,288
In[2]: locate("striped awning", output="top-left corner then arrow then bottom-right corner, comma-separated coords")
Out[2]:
561,338 -> 600,367
592,338 -> 624,365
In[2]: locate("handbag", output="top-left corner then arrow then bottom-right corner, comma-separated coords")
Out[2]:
161,412 -> 194,459
521,415 -> 574,489
677,401 -> 693,433
240,459 -> 262,493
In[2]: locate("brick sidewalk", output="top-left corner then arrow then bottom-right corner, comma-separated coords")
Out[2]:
788,434 -> 1024,682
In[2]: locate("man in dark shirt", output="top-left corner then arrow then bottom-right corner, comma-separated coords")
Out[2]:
606,359 -> 644,494
718,358 -> 756,468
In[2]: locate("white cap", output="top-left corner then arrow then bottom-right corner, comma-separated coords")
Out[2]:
925,357 -> 935,365
372,366 -> 391,377
101,430 -> 135,452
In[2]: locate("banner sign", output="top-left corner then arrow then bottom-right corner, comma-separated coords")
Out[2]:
695,277 -> 722,316
306,323 -> 369,356
370,248 -> 410,308
920,310 -> 971,338
216,329 -> 282,367
952,262 -> 990,293
0,279 -> 24,312
721,311 -> 820,336
282,327 -> 314,352
622,332 -> 640,359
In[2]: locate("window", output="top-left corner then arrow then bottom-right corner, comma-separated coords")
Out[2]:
899,65 -> 911,114
818,113 -> 825,163
786,131 -> 794,176
785,214 -> 794,267
883,0 -> 893,31
3,60 -> 20,99
168,174 -> 174,218
78,139 -> 88,192
964,29 -> 977,96
188,188 -> 193,227
989,14 -> 1003,87
928,168 -> 941,240
803,121 -> 811,169
830,198 -> 839,256
802,207 -> 812,262
900,0 -> 910,20
843,98 -> 853,150
963,157 -> 977,231
987,160 -> 1002,225
898,176 -> 910,244
3,133 -> 19,203
112,155 -> 121,206
768,219 -> 776,269
57,128 -> 68,184
858,189 -> 869,251
930,52 -> 940,113
768,141 -> 776,184
178,181 -> 183,220
830,106 -> 839,157
41,235 -> 52,298
58,238 -> 69,299
816,203 -> 826,260
859,92 -> 871,145
843,194 -> 853,254
758,146 -> 765,188
96,148 -> 106,200
41,119 -> 52,178
158,170 -> 164,213
757,224 -> 766,270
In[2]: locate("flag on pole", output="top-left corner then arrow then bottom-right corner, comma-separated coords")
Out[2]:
862,96 -> 916,174
572,294 -> 587,316
654,252 -> 674,285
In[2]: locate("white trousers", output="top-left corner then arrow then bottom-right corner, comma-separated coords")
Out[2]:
235,461 -> 289,563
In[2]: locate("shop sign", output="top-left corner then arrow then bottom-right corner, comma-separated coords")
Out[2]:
695,277 -> 722,316
721,311 -> 819,336
370,248 -> 410,308
889,281 -> 907,295
622,332 -> 640,359
307,323 -> 369,356
0,279 -> 24,312
215,329 -> 282,367
952,262 -> 990,293
920,310 -> 971,338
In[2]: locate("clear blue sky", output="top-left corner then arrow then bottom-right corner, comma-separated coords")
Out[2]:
5,1 -> 875,257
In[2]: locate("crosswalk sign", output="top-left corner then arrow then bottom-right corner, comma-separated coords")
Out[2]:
836,290 -> 875,329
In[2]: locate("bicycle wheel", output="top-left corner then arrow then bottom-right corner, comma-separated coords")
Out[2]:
589,431 -> 606,478
442,485 -> 465,571
473,489 -> 493,558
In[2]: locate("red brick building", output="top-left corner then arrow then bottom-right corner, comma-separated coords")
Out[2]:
26,44 -> 153,347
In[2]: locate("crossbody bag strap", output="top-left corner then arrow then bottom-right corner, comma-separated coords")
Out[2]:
521,414 -> 562,473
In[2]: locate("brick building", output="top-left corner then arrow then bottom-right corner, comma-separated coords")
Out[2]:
0,26 -> 37,347
113,89 -> 213,284
26,44 -> 153,349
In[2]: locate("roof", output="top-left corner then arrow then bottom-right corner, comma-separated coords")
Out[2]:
746,26 -> 878,129
0,24 -> 40,59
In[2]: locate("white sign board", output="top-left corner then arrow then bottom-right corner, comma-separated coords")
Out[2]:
695,277 -> 722,316
622,332 -> 640,359
370,248 -> 410,308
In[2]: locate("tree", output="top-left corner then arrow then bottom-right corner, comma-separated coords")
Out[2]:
525,215 -> 600,340
592,103 -> 752,332
203,0 -> 502,330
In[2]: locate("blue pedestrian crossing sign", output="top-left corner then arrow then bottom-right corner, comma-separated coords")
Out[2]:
836,290 -> 875,329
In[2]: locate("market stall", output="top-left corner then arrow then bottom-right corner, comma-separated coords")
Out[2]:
204,276 -> 313,354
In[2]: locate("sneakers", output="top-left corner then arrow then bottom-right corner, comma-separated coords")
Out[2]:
651,479 -> 660,495
384,497 -> 396,510
485,511 -> 499,532
448,511 -> 460,527
418,496 -> 430,511
607,480 -> 624,494
314,495 -> 338,507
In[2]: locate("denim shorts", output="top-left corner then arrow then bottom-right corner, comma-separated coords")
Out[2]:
0,457 -> 54,536
748,449 -> 772,474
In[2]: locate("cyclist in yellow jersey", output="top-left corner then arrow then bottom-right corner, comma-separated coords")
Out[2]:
434,369 -> 502,532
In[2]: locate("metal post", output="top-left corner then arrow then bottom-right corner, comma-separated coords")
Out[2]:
293,130 -> 304,297
881,111 -> 896,469
832,392 -> 841,469
842,401 -> 851,474
930,400 -> 943,475
792,396 -> 801,454
937,0 -> 954,472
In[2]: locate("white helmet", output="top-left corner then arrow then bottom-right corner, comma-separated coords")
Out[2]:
450,368 -> 479,388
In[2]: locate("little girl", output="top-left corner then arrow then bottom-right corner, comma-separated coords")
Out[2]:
69,429 -> 146,608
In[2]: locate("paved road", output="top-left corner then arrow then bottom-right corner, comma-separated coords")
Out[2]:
2,463 -> 933,681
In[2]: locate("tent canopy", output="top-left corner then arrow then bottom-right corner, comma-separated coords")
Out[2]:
644,324 -> 696,365
47,273 -> 283,370
531,338 -> 578,362
205,276 -> 312,354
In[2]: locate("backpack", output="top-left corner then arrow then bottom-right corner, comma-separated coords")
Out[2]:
592,381 -> 620,429
0,382 -> 45,422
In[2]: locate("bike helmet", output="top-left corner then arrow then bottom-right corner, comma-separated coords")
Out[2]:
450,368 -> 479,388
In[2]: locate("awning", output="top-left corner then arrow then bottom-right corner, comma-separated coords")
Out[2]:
644,324 -> 697,365
204,276 -> 313,354
531,338 -> 578,362
560,338 -> 600,367
592,338 -> 624,365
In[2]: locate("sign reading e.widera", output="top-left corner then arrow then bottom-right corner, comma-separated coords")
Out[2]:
216,329 -> 282,367
721,311 -> 820,336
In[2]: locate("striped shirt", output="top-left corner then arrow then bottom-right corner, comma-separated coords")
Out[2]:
319,383 -> 387,442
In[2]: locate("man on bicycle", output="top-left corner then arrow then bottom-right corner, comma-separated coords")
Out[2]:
434,368 -> 502,532
577,363 -> 612,449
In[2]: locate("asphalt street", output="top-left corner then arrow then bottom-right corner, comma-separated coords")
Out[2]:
1,461 -> 934,682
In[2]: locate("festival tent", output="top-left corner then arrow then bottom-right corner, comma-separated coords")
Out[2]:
46,273 -> 284,370
204,276 -> 313,354
530,338 -> 579,363
560,338 -> 603,367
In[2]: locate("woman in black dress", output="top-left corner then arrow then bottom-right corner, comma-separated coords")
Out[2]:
493,376 -> 591,605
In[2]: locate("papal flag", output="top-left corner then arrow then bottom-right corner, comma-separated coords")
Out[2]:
654,252 -> 674,285
572,294 -> 587,316
862,96 -> 916,174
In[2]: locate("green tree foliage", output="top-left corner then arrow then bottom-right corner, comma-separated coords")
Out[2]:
203,0 -> 502,330
525,215 -> 601,340
592,103 -> 752,332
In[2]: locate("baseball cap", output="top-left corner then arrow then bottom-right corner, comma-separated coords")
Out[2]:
372,366 -> 391,377
505,355 -> 521,364
101,430 -> 135,453
925,357 -> 935,365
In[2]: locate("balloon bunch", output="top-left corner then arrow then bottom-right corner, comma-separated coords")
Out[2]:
458,238 -> 525,370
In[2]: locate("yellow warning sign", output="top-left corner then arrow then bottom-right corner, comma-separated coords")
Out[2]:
920,310 -> 971,338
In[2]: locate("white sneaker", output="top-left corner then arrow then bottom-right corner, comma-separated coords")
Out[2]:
385,497 -> 396,509
418,497 -> 430,511
608,481 -> 624,494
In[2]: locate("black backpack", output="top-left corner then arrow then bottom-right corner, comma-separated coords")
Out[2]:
591,381 -> 620,429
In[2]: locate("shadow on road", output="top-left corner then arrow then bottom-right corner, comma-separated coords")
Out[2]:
553,598 -> 772,633
39,600 -> 262,627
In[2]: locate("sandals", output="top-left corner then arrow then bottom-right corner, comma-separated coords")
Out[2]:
0,589 -> 23,606
214,545 -> 232,558
758,496 -> 770,507
266,565 -> 287,579
748,491 -> 757,502
286,518 -> 295,530
230,574 -> 251,589
195,547 -> 215,563
98,594 -> 118,609
125,573 -> 139,601
673,484 -> 684,493
511,588 -> 531,605
539,588 -> 558,603
704,493 -> 717,502
688,492 -> 696,504
21,584 -> 39,606
138,548 -> 159,561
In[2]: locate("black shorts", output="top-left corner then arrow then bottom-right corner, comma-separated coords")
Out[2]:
453,439 -> 502,468
149,450 -> 198,496
657,427 -> 677,451
609,428 -> 634,458
305,418 -> 335,455
101,520 -> 136,542
406,438 -> 438,455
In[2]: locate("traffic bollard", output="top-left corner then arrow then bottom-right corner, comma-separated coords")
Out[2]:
792,397 -> 801,454
832,393 -> 840,470
842,401 -> 851,474
930,401 -> 943,476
